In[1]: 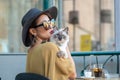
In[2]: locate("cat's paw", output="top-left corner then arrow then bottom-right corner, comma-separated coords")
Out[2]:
57,51 -> 65,58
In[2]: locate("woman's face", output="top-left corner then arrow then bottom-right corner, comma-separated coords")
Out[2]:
34,14 -> 54,40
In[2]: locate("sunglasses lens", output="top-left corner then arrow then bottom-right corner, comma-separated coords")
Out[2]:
50,19 -> 55,27
43,22 -> 49,30
43,19 -> 55,30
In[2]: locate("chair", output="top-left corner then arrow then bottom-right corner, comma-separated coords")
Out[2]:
15,72 -> 49,80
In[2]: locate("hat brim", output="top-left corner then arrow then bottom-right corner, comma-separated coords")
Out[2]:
22,6 -> 57,47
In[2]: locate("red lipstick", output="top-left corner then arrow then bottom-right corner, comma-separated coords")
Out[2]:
50,30 -> 54,34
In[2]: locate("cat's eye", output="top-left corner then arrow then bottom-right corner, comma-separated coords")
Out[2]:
54,35 -> 57,38
62,35 -> 66,39
56,34 -> 59,35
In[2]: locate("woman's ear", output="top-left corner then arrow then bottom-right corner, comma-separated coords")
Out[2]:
29,28 -> 37,36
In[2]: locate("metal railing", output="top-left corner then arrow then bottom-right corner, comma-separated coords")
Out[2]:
71,51 -> 120,74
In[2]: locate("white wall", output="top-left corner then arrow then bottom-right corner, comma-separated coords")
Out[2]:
115,0 -> 120,51
0,54 -> 26,80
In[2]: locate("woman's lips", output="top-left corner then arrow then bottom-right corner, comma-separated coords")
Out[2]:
50,30 -> 54,34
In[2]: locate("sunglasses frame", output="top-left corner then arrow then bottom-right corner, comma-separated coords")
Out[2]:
34,19 -> 55,30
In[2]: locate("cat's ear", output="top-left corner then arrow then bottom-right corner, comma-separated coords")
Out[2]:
63,27 -> 69,34
53,26 -> 59,31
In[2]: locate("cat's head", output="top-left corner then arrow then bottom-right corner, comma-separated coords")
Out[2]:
50,27 -> 69,46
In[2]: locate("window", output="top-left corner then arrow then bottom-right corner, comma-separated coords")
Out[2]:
63,0 -> 115,51
0,0 -> 43,53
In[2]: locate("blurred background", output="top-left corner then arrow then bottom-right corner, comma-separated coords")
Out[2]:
0,0 -> 120,80
0,0 -> 115,53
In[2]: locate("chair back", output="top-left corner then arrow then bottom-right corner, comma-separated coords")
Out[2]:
15,73 -> 49,80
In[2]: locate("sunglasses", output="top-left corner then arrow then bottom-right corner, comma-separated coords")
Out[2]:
34,19 -> 55,30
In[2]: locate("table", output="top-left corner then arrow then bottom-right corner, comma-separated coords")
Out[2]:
76,78 -> 120,80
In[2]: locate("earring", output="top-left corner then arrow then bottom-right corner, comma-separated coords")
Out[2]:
33,35 -> 36,42
30,34 -> 36,46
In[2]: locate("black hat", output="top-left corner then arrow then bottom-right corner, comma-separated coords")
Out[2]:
21,6 -> 57,47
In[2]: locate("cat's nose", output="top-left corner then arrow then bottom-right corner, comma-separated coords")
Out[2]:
58,36 -> 62,40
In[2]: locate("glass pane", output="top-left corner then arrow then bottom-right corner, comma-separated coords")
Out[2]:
63,0 -> 115,51
0,0 -> 43,53
0,0 -> 115,53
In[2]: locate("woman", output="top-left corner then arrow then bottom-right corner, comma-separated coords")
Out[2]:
21,6 -> 76,80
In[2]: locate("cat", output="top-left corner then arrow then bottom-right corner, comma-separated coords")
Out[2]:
50,27 -> 69,58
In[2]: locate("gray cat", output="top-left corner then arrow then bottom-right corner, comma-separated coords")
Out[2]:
50,27 -> 69,58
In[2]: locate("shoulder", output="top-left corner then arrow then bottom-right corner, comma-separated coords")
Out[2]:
42,42 -> 59,50
41,42 -> 59,56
